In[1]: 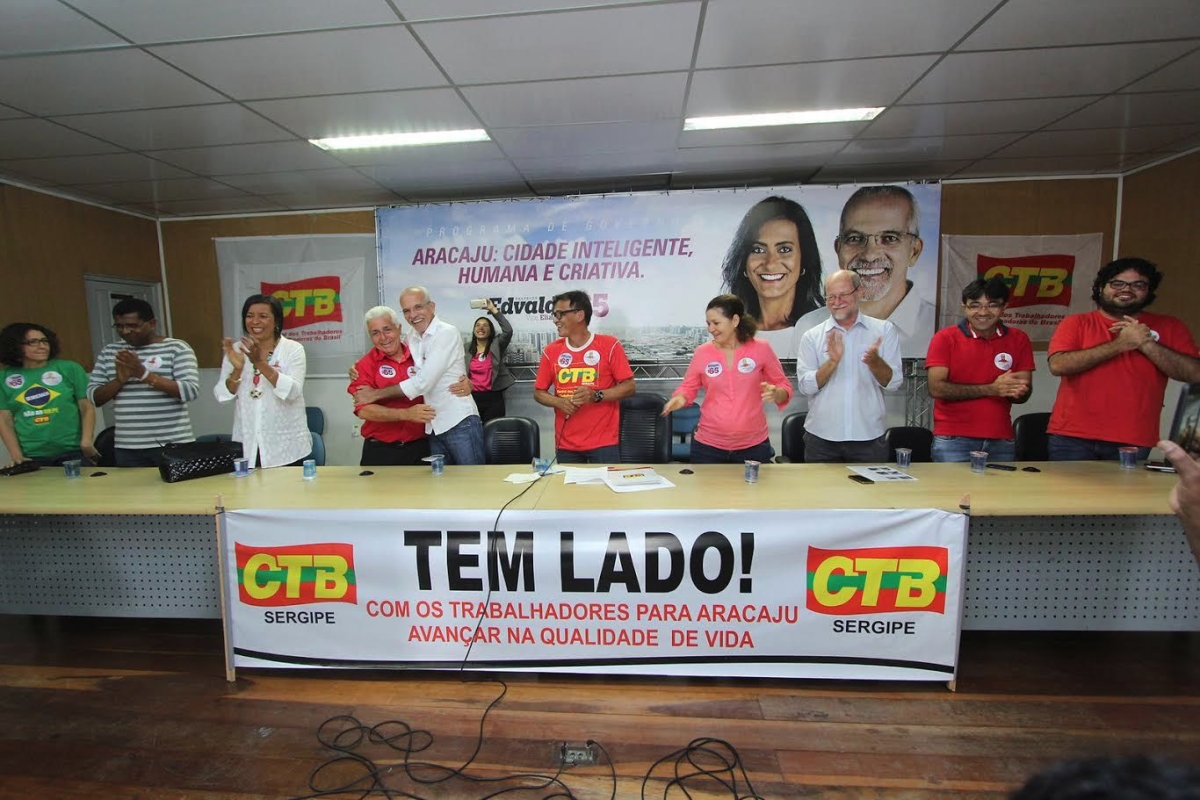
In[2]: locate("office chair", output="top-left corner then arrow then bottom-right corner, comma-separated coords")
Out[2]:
884,426 -> 934,463
306,432 -> 326,466
92,426 -> 117,467
194,433 -> 233,443
483,416 -> 541,465
618,392 -> 671,463
305,406 -> 325,435
776,412 -> 807,463
669,401 -> 701,462
1013,412 -> 1051,461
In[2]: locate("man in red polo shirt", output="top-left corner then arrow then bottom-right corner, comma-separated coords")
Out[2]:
348,306 -> 433,466
925,277 -> 1034,463
1048,257 -> 1200,461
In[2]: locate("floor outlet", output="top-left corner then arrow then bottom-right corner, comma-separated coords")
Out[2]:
558,742 -> 596,766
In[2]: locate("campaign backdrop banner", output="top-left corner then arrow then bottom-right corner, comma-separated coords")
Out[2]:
377,185 -> 942,361
215,234 -> 377,374
939,233 -> 1104,342
223,507 -> 967,681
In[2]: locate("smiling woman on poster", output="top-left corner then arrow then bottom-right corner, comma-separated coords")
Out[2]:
720,196 -> 824,361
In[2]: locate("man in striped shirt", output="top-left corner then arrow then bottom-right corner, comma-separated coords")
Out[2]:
88,299 -> 199,467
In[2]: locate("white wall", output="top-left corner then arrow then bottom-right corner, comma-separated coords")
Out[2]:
5,358 -> 1181,466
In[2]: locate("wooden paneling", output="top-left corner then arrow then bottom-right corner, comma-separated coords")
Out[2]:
159,211 -> 374,368
1118,151 -> 1200,331
0,184 -> 159,368
940,179 -> 1118,252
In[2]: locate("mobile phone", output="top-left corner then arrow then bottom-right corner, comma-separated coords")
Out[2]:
469,298 -> 488,309
1167,382 -> 1200,456
1144,460 -> 1176,473
848,474 -> 874,484
986,463 -> 1017,471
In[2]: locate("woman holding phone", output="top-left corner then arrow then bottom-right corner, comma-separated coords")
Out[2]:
464,298 -> 514,423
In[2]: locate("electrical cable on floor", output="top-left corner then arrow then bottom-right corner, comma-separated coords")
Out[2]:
640,737 -> 764,800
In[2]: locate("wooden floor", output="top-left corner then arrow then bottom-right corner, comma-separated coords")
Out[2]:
0,616 -> 1196,799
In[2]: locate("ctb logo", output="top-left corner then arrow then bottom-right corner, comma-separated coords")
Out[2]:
806,545 -> 947,615
236,542 -> 357,606
977,254 -> 1074,308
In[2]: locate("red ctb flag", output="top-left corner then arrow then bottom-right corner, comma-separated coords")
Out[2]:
260,276 -> 342,328
976,253 -> 1075,309
236,542 -> 358,607
805,545 -> 948,616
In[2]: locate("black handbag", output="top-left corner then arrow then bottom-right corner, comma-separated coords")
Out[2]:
153,440 -> 244,483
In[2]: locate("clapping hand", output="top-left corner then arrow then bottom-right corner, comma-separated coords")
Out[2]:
862,336 -> 884,366
114,350 -> 142,383
825,329 -> 844,363
1109,316 -> 1153,351
222,338 -> 247,372
992,370 -> 1030,399
760,382 -> 786,405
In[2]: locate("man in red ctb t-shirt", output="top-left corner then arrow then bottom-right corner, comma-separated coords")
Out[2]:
1047,257 -> 1200,460
925,277 -> 1034,463
534,290 -> 636,464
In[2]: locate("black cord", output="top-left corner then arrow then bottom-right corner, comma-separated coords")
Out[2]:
641,738 -> 763,800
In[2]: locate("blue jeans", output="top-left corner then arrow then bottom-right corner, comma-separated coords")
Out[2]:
557,444 -> 622,464
1048,434 -> 1150,462
803,433 -> 888,464
932,436 -> 1015,463
689,438 -> 774,465
431,415 -> 485,465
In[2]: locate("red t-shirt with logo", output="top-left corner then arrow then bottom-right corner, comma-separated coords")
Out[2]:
925,321 -> 1035,439
348,345 -> 426,443
1048,310 -> 1198,447
535,333 -> 633,451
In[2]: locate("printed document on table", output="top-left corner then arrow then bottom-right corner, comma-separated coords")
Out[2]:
602,467 -> 675,493
562,467 -> 608,485
848,465 -> 918,482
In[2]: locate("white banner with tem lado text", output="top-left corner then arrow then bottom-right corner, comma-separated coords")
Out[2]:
224,508 -> 967,681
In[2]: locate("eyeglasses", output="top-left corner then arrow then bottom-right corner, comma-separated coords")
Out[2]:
837,231 -> 917,249
22,337 -> 50,346
964,302 -> 1005,311
551,308 -> 582,320
1107,279 -> 1149,292
825,290 -> 858,303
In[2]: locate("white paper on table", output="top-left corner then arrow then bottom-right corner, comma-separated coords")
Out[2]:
562,467 -> 608,485
503,472 -> 542,484
602,473 -> 675,493
848,465 -> 918,482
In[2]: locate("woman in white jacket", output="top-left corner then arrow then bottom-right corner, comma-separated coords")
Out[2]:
214,294 -> 311,468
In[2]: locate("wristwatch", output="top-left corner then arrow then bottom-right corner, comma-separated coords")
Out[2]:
594,389 -> 604,403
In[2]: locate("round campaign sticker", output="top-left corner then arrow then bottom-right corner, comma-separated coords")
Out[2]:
583,350 -> 600,366
379,365 -> 396,379
24,386 -> 51,408
994,352 -> 1013,371
406,366 -> 417,378
143,355 -> 163,371
42,370 -> 63,386
557,352 -> 574,368
5,374 -> 24,389
705,361 -> 723,377
737,357 -> 756,374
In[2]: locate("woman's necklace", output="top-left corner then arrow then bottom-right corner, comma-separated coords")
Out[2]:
249,349 -> 275,399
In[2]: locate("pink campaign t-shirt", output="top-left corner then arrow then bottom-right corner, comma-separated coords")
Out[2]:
468,351 -> 492,392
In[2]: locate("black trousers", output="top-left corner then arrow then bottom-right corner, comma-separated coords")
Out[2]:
360,437 -> 431,466
472,390 -> 507,424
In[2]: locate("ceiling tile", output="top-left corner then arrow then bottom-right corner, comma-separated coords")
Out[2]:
413,2 -> 701,83
363,158 -> 527,189
0,105 -> 29,120
69,178 -> 251,203
464,73 -> 688,127
1048,91 -> 1200,129
903,42 -> 1196,104
394,0 -> 638,22
264,187 -> 404,210
0,0 -> 124,54
529,174 -> 670,196
954,154 -> 1129,178
669,171 -> 812,191
686,57 -> 938,117
150,28 -> 446,100
863,98 -> 1096,139
404,183 -> 536,202
71,0 -> 402,42
54,104 -> 294,150
145,196 -> 290,216
995,126 -> 1200,158
811,161 -> 972,182
247,89 -> 480,139
513,151 -> 676,181
679,121 -> 868,148
829,133 -> 1021,165
697,0 -> 994,67
0,153 -> 192,185
147,141 -> 346,175
335,141 -> 507,168
960,0 -> 1200,49
219,168 -> 386,194
0,50 -> 226,115
671,141 -> 844,173
0,119 -> 123,158
1122,49 -> 1200,93
491,120 -> 682,159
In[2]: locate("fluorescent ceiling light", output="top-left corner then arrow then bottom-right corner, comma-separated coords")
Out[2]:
684,107 -> 885,131
310,129 -> 490,150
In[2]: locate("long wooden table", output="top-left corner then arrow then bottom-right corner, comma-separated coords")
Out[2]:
1,462 -> 1197,630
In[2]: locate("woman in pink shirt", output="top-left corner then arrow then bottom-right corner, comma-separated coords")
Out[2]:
662,294 -> 793,464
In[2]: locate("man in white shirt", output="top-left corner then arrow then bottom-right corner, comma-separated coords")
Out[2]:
353,287 -> 484,465
797,270 -> 903,462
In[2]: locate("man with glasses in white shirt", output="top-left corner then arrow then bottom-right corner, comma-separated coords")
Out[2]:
926,277 -> 1033,463
797,270 -> 903,462
1047,258 -> 1200,461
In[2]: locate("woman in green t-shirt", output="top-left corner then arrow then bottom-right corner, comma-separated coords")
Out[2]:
0,323 -> 99,468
